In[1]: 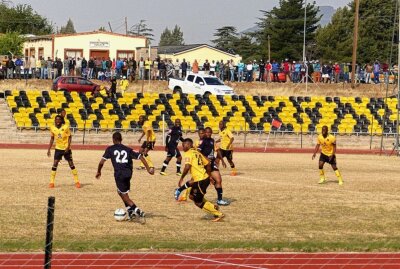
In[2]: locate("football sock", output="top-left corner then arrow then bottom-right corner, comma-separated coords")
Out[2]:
178,181 -> 191,192
70,166 -> 79,183
144,154 -> 154,168
334,169 -> 343,183
161,161 -> 169,172
215,187 -> 223,200
176,161 -> 181,173
50,167 -> 57,184
319,169 -> 325,180
202,200 -> 223,217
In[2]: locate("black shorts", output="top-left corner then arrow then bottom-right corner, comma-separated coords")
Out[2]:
167,147 -> 181,158
319,153 -> 336,165
219,149 -> 233,160
190,178 -> 210,203
54,149 -> 73,161
115,176 -> 131,194
141,141 -> 155,150
210,159 -> 219,172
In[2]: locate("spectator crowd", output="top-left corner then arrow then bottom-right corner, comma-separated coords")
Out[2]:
1,54 -> 395,85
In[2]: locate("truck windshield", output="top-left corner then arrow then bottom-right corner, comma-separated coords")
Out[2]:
204,77 -> 224,85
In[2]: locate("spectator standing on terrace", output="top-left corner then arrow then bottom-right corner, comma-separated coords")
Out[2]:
343,63 -> 349,83
56,58 -> 63,78
210,60 -> 216,76
271,60 -> 280,82
14,56 -> 23,80
237,60 -> 244,82
246,61 -> 253,82
220,60 -> 226,81
29,55 -> 36,78
69,57 -> 76,76
138,57 -> 145,80
192,59 -> 199,74
159,60 -> 166,80
321,63 -> 330,83
174,59 -> 180,78
313,60 -> 321,83
229,60 -> 235,82
23,57 -> 29,79
40,56 -> 46,79
373,60 -> 380,84
63,57 -> 69,75
152,57 -> 159,80
203,59 -> 210,75
75,57 -> 82,76
364,63 -> 373,84
282,59 -> 290,82
265,60 -> 272,83
88,58 -> 95,79
181,59 -> 188,78
382,62 -> 389,84
333,62 -> 341,83
81,57 -> 87,78
47,57 -> 53,79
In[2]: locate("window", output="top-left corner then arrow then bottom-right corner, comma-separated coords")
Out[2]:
117,50 -> 134,60
204,77 -> 223,85
29,48 -> 35,57
195,77 -> 204,85
187,75 -> 195,82
63,77 -> 77,84
38,48 -> 44,59
78,78 -> 92,85
65,49 -> 83,59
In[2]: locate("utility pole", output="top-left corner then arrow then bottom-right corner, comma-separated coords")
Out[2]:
125,17 -> 128,35
108,22 -> 113,33
351,0 -> 360,88
267,35 -> 271,62
396,0 -> 400,154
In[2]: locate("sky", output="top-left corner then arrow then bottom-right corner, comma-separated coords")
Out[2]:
12,0 -> 352,44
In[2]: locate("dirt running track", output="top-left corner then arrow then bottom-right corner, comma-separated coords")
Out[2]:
1,253 -> 400,269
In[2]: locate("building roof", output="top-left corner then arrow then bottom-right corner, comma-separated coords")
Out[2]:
24,31 -> 147,41
152,44 -> 238,57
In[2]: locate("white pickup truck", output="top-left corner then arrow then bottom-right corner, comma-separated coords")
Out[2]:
168,74 -> 234,96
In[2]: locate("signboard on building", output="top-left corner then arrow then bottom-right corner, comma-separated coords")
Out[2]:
89,41 -> 110,48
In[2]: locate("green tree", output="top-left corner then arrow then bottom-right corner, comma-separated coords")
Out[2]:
316,0 -> 397,64
234,34 -> 260,63
0,31 -> 25,55
211,26 -> 239,53
59,18 -> 76,34
159,25 -> 184,46
0,3 -> 53,35
158,27 -> 172,46
129,20 -> 154,43
255,0 -> 321,61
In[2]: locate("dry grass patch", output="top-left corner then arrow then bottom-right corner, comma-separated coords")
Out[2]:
1,149 -> 400,251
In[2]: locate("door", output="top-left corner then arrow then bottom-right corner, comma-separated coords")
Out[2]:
89,50 -> 109,59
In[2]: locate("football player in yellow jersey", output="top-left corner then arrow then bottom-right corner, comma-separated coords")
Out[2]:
175,138 -> 224,222
312,125 -> 343,185
47,115 -> 80,188
216,121 -> 236,176
137,115 -> 155,169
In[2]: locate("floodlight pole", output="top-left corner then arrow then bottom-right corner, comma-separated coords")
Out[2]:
351,0 -> 360,89
303,0 -> 308,92
396,0 -> 400,153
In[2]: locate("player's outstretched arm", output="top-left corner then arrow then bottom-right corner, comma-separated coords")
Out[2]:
139,155 -> 154,175
312,144 -> 320,160
96,159 -> 106,179
178,164 -> 190,187
47,136 -> 54,157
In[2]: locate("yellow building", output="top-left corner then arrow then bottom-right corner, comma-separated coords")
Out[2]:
155,44 -> 242,66
23,31 -> 147,60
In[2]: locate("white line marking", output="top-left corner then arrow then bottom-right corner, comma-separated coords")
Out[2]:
175,253 -> 270,269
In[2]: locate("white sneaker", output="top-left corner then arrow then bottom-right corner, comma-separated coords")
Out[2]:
217,199 -> 230,206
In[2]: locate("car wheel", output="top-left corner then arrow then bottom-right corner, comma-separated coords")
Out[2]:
173,87 -> 182,94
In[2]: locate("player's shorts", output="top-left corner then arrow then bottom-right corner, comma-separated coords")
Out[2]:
54,149 -> 73,161
219,149 -> 233,160
141,141 -> 155,150
190,178 -> 210,203
115,176 -> 131,194
166,147 -> 181,158
319,153 -> 336,165
210,159 -> 219,172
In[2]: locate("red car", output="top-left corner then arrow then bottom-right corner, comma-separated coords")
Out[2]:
52,76 -> 100,93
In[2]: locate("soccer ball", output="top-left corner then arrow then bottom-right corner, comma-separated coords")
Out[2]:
114,208 -> 127,221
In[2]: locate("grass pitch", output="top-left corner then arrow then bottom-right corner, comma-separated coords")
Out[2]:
1,148 -> 400,251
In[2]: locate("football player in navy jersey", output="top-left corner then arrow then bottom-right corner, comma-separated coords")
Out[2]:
160,119 -> 184,176
96,132 -> 154,221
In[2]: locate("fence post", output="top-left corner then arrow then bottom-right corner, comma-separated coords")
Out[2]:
44,196 -> 55,269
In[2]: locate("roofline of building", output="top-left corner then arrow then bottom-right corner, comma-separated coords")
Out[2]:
139,44 -> 239,58
25,31 -> 148,41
